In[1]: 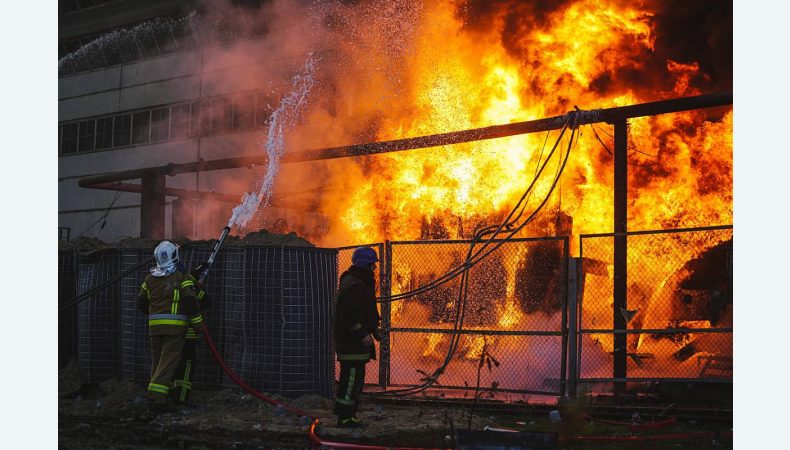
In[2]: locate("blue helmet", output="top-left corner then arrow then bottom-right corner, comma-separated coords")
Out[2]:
351,247 -> 379,268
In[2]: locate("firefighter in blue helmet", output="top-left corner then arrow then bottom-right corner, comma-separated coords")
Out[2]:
334,247 -> 381,428
137,241 -> 204,409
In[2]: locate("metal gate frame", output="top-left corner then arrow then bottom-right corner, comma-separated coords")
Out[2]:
576,225 -> 733,389
371,236 -> 570,397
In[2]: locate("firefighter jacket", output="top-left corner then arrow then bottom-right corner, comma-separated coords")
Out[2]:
334,265 -> 381,362
184,273 -> 208,340
138,271 -> 204,336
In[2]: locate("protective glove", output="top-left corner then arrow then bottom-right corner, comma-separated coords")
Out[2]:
191,262 -> 209,285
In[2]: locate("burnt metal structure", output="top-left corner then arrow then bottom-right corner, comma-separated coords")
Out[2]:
79,92 -> 732,393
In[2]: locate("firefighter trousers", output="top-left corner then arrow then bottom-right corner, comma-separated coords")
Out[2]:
148,334 -> 185,400
334,360 -> 367,419
171,338 -> 197,404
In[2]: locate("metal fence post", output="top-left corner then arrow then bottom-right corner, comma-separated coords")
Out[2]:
613,117 -> 628,395
379,241 -> 392,388
567,257 -> 579,399
559,237 -> 570,399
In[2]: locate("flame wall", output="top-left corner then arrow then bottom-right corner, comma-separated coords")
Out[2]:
194,0 -> 732,250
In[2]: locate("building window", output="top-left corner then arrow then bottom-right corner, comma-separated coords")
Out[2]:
95,117 -> 114,149
61,123 -> 79,154
131,111 -> 151,145
170,103 -> 192,140
233,94 -> 255,131
197,99 -> 212,137
212,97 -> 233,134
58,90 -> 275,156
113,114 -> 131,147
78,120 -> 96,152
150,108 -> 170,142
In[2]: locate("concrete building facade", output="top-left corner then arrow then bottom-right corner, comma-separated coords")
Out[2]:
58,0 -> 317,242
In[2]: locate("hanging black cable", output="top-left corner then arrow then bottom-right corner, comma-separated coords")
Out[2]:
380,110 -> 581,304
72,190 -> 124,240
378,116 -> 574,304
371,111 -> 581,397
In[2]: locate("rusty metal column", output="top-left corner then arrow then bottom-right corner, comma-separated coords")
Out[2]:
379,241 -> 392,388
140,174 -> 166,239
613,118 -> 628,395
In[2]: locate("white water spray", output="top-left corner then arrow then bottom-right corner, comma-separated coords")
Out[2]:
227,55 -> 317,229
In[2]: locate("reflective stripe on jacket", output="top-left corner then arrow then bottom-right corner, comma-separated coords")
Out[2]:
138,272 -> 202,336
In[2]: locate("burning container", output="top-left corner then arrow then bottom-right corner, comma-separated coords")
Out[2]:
222,245 -> 337,398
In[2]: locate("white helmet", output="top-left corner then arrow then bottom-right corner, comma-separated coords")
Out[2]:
153,240 -> 179,275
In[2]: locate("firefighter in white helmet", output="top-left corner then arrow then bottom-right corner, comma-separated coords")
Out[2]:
137,241 -> 204,409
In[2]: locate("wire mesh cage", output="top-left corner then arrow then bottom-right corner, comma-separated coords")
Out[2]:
222,246 -> 337,398
59,250 -> 78,369
119,249 -> 153,386
76,250 -> 122,382
578,226 -> 733,383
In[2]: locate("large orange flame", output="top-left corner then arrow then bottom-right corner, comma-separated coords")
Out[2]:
278,0 -> 732,248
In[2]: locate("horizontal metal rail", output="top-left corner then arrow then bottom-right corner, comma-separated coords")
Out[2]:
390,236 -> 567,245
578,377 -> 732,384
580,224 -> 733,239
383,383 -> 561,397
390,327 -> 562,336
580,328 -> 733,334
89,181 -> 240,203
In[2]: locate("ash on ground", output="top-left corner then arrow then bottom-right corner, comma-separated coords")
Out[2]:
59,360 -> 473,450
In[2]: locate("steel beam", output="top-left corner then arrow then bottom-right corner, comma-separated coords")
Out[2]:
89,181 -> 241,203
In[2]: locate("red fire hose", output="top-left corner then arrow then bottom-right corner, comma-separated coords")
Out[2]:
201,324 -> 438,450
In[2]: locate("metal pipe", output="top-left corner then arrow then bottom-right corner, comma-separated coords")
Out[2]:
90,182 -> 240,203
77,92 -> 732,188
78,156 -> 266,187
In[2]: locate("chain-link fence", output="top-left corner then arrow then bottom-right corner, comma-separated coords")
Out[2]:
222,246 -> 337,398
384,237 -> 569,397
577,226 -> 733,384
